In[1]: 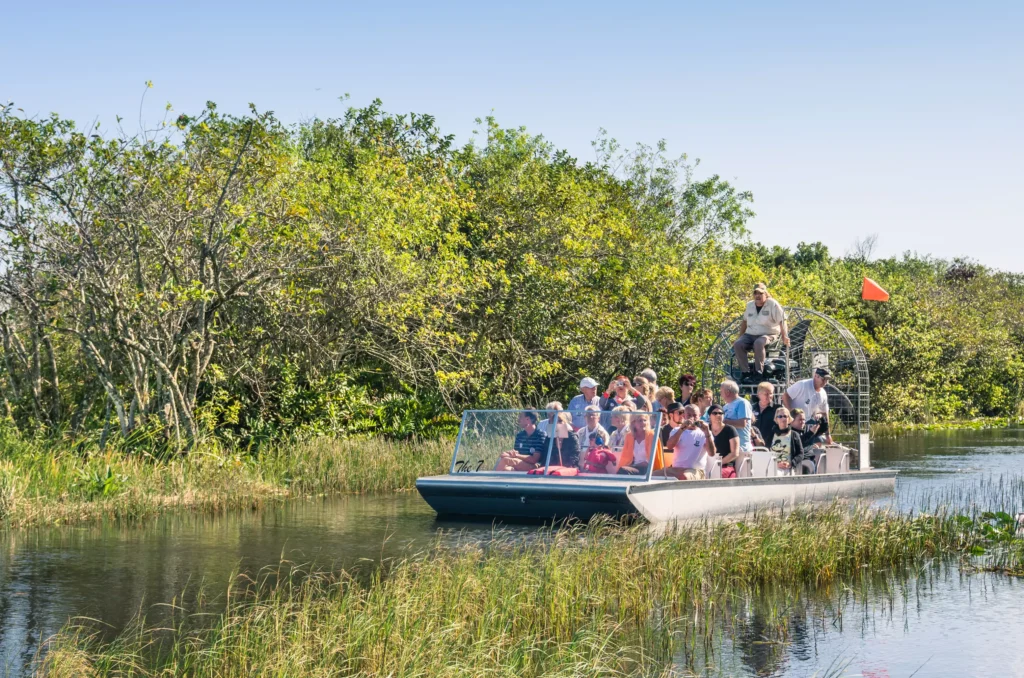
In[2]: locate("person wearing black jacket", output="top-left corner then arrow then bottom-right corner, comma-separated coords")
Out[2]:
550,413 -> 582,468
751,382 -> 778,447
791,409 -> 828,449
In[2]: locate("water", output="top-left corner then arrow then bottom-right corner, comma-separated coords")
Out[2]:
1,428 -> 1023,676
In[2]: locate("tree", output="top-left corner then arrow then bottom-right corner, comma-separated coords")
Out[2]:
0,102 -> 312,446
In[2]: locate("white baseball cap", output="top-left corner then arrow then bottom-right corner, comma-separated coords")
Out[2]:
579,377 -> 598,389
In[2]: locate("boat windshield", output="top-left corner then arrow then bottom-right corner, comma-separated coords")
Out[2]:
450,409 -> 664,481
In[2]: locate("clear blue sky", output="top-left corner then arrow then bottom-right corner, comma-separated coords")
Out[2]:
4,1 -> 1022,271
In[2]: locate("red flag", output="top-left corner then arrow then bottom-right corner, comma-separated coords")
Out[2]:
862,277 -> 890,302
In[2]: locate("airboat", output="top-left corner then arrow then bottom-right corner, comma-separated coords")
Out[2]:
416,308 -> 897,522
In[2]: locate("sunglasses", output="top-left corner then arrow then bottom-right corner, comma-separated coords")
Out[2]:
775,414 -> 791,420
709,411 -> 724,416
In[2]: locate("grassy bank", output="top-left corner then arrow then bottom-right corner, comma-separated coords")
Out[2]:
0,437 -> 451,529
3,415 -> 1023,529
38,501 -> 1022,678
871,416 -> 1024,438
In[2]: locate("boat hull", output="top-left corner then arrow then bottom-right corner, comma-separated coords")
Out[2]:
626,469 -> 898,522
416,470 -> 898,523
415,475 -> 635,521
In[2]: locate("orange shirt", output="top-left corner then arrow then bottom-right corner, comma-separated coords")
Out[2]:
619,432 -> 665,471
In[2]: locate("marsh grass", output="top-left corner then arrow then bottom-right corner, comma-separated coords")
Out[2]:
0,436 -> 451,528
871,417 -> 1024,438
38,504 -> 986,677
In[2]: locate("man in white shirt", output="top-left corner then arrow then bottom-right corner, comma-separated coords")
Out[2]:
665,404 -> 716,480
575,405 -> 610,451
733,283 -> 789,383
567,377 -> 601,430
783,367 -> 833,444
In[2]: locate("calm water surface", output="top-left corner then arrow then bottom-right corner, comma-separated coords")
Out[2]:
2,428 -> 1023,676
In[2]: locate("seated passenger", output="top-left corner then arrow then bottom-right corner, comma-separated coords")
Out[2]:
660,402 -> 684,448
640,368 -> 659,389
575,405 -> 610,452
751,382 -> 776,447
568,377 -> 601,430
807,412 -> 831,446
616,412 -> 664,476
537,401 -> 563,436
550,412 -> 581,468
665,404 -> 715,480
654,386 -> 676,414
733,283 -> 790,384
692,388 -> 714,422
707,404 -> 740,478
770,407 -> 813,474
791,409 -> 828,449
495,411 -> 549,472
607,406 -> 631,451
602,375 -> 638,411
580,442 -> 617,474
632,376 -> 656,412
676,373 -> 696,406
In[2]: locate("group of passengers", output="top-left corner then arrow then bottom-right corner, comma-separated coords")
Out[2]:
497,282 -> 837,477
498,364 -> 834,478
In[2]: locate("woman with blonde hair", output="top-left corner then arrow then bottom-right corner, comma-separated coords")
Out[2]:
654,386 -> 675,414
616,412 -> 666,476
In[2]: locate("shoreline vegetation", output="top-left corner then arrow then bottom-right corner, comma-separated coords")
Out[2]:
1,421 -> 1021,530
0,436 -> 450,529
872,416 -> 1024,437
2,100 -> 1024,464
39,491 -> 1024,677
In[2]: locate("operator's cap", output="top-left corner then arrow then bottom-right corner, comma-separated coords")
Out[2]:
814,367 -> 831,378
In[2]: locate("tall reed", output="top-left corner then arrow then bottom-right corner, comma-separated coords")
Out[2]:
0,437 -> 451,528
38,504 -> 984,677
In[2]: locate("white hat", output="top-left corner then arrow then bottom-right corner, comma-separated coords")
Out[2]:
579,377 -> 598,389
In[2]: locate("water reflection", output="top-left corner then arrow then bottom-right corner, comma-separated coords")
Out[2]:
658,565 -> 1024,678
0,494 -> 534,675
0,428 -> 1022,676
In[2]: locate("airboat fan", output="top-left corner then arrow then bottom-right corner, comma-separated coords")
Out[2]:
700,307 -> 870,450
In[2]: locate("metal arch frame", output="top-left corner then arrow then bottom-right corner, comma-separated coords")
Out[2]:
699,307 -> 870,448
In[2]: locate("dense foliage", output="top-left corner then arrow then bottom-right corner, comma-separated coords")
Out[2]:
2,99 -> 1022,449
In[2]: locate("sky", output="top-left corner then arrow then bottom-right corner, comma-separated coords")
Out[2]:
3,0 -> 1022,271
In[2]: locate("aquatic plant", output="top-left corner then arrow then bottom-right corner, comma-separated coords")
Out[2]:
956,511 -> 1024,576
37,503 -> 989,677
